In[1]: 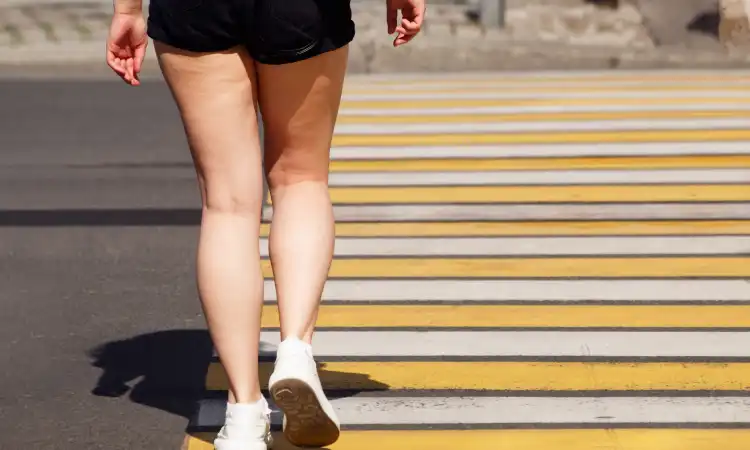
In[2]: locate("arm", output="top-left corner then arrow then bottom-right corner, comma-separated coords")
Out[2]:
107,0 -> 148,86
113,0 -> 143,15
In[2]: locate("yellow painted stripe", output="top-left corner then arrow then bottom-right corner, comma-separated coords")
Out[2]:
337,110 -> 750,124
206,360 -> 750,391
344,86 -> 750,95
259,257 -> 750,278
259,220 -> 750,237
328,155 -> 750,172
340,97 -> 750,109
293,185 -> 750,204
188,429 -> 750,450
258,305 -> 750,329
331,129 -> 750,146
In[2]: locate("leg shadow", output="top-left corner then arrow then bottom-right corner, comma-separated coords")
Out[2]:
90,329 -> 390,435
88,329 -> 215,419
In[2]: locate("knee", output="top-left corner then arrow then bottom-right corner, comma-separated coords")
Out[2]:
201,176 -> 263,216
264,151 -> 328,192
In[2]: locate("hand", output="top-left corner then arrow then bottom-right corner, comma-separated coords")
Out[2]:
106,12 -> 148,86
387,0 -> 425,46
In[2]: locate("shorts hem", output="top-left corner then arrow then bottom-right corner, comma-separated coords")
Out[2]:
147,25 -> 239,54
254,24 -> 356,65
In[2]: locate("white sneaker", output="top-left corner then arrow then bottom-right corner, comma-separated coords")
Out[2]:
268,336 -> 341,447
214,398 -> 274,450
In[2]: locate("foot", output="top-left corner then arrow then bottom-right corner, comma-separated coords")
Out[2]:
268,336 -> 341,447
214,398 -> 274,450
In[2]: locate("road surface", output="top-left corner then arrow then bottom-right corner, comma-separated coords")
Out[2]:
1,70 -> 749,449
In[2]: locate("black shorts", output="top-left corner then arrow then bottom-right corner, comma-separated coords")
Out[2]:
146,0 -> 356,64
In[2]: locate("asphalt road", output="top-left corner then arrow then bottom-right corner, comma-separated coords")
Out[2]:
0,78 -> 211,450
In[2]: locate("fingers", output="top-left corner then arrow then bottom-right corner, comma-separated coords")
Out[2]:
392,1 -> 425,47
134,41 -> 147,75
386,4 -> 398,34
107,46 -> 141,86
394,18 -> 421,46
125,58 -> 137,85
106,47 -> 126,78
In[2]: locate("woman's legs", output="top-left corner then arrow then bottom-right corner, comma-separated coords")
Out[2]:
155,41 -> 265,406
154,36 -> 348,447
257,46 -> 349,343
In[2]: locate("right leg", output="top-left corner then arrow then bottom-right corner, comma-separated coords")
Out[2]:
154,41 -> 265,407
258,45 -> 349,449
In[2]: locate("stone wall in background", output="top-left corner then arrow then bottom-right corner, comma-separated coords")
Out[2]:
0,0 -> 748,71
719,0 -> 750,49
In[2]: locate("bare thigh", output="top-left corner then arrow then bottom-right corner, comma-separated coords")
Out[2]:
154,41 -> 264,211
256,46 -> 349,189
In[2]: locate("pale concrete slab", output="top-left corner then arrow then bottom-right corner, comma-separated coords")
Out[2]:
326,170 -> 750,186
346,69 -> 750,82
262,279 -> 750,301
262,204 -> 750,222
259,236 -> 750,257
341,90 -> 750,101
339,102 -> 750,115
329,142 -> 750,159
343,80 -> 750,90
333,118 -> 750,134
255,330 -> 750,358
194,396 -> 750,428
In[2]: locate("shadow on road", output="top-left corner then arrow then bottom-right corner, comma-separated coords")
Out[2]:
0,208 -> 201,227
88,329 -> 214,420
87,329 -> 389,422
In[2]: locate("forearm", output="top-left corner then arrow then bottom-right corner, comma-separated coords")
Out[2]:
114,0 -> 143,15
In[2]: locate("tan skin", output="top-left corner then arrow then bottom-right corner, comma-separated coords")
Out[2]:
107,0 -> 424,405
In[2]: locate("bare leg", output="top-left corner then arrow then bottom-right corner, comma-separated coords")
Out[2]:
155,41 -> 264,404
257,46 -> 349,344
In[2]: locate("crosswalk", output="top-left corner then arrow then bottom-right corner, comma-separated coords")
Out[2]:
185,70 -> 750,449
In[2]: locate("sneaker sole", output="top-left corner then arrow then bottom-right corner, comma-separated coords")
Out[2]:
270,378 -> 340,448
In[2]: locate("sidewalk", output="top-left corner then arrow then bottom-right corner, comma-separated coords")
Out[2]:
0,0 -> 749,72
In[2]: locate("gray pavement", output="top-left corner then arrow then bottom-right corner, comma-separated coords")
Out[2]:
0,79 -> 203,450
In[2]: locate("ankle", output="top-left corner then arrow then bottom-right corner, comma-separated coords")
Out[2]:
227,397 -> 269,415
281,333 -> 312,345
229,389 -> 263,405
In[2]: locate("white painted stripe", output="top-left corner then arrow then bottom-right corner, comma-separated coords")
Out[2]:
344,70 -> 750,83
344,69 -> 750,82
262,280 -> 750,302
258,236 -> 750,257
339,103 -> 750,116
256,331 -> 750,358
342,91 -> 750,101
262,204 -> 750,221
333,119 -> 750,134
342,81 -> 750,91
329,142 -> 750,159
326,170 -> 750,186
196,397 -> 750,427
